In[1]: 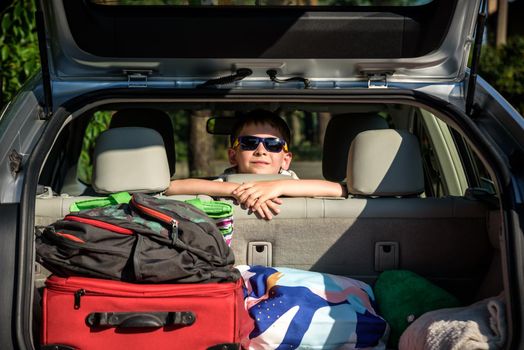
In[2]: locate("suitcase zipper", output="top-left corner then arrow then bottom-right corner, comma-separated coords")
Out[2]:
131,198 -> 179,244
48,277 -> 240,301
74,289 -> 85,309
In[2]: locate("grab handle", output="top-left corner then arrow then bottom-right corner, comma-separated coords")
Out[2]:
86,311 -> 196,328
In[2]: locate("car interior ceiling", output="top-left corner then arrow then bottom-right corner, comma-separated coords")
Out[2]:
34,101 -> 504,305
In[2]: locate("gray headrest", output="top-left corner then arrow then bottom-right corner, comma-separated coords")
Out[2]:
323,113 -> 389,182
92,127 -> 171,194
347,129 -> 424,196
109,108 -> 176,177
222,173 -> 293,183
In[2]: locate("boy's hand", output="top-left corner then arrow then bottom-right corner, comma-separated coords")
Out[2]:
233,181 -> 284,209
233,182 -> 283,220
254,198 -> 282,220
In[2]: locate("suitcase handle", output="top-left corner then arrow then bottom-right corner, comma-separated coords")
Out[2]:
85,311 -> 196,328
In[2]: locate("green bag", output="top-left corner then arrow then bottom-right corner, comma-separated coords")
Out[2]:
185,198 -> 234,245
374,270 -> 461,348
69,192 -> 132,212
184,198 -> 233,219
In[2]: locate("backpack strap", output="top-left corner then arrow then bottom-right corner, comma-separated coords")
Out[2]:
69,192 -> 132,212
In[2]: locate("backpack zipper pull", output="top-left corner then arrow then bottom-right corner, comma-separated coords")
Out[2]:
74,289 -> 86,309
171,220 -> 179,244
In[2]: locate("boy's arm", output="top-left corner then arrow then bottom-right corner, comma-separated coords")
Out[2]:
165,179 -> 282,220
165,179 -> 239,197
233,179 -> 347,210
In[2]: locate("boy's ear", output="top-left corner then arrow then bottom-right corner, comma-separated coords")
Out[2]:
280,151 -> 293,170
227,148 -> 238,166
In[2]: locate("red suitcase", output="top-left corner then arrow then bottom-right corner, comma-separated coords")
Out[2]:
42,275 -> 250,350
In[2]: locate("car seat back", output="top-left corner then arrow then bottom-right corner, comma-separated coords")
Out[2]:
322,113 -> 389,182
110,108 -> 176,177
92,127 -> 171,194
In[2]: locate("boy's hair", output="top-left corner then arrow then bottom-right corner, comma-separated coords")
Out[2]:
230,109 -> 291,146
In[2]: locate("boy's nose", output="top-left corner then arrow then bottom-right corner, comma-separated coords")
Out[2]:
253,142 -> 267,155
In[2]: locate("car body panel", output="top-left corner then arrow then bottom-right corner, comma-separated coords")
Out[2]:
39,0 -> 481,85
0,1 -> 523,349
419,109 -> 469,196
47,78 -> 465,113
0,78 -> 522,350
0,203 -> 19,348
0,88 -> 47,203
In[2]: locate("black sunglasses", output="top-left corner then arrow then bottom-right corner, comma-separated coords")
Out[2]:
233,136 -> 289,153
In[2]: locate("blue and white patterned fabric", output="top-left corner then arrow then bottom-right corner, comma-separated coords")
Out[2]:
237,265 -> 388,350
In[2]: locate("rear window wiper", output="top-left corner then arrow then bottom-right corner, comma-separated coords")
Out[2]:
197,68 -> 253,88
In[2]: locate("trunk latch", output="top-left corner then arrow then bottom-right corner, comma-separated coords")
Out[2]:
124,70 -> 152,88
367,73 -> 389,89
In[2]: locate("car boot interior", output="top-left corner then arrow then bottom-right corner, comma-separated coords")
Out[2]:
32,99 -> 506,349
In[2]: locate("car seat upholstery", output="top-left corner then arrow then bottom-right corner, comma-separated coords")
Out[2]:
58,108 -> 176,196
227,128 -> 491,301
109,108 -> 176,177
322,113 -> 389,182
92,127 -> 171,194
35,127 -> 172,222
347,129 -> 424,196
35,127 -> 493,301
220,173 -> 295,183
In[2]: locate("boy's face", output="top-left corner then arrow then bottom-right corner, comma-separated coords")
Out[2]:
228,123 -> 292,174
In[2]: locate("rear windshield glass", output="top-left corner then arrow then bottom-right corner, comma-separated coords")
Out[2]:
90,0 -> 432,7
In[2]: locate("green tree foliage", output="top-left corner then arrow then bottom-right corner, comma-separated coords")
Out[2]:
479,36 -> 524,115
169,110 -> 190,162
77,111 -> 113,184
0,0 -> 39,106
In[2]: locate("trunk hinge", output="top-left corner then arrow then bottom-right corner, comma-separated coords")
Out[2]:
9,149 -> 23,179
35,0 -> 53,119
124,70 -> 152,88
465,0 -> 488,117
366,72 -> 391,89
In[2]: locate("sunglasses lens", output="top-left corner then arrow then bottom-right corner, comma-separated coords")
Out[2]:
237,136 -> 286,153
264,138 -> 284,152
238,136 -> 260,150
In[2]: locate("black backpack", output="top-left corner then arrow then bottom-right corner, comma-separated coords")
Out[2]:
36,193 -> 239,283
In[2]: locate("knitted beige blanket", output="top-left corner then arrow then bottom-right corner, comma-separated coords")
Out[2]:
399,295 -> 506,350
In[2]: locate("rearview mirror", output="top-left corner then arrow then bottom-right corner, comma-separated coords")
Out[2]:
206,117 -> 239,135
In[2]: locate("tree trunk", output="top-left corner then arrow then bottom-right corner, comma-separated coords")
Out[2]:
290,112 -> 302,146
0,75 -> 3,107
318,112 -> 331,147
304,112 -> 315,143
189,110 -> 213,177
496,0 -> 508,46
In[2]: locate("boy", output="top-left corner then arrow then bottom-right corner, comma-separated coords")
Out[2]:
166,110 -> 347,219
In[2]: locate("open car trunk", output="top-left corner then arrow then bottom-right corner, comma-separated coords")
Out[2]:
30,94 -> 506,349
0,0 -> 517,349
38,0 -> 482,107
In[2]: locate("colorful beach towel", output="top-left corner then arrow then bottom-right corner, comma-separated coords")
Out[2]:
237,265 -> 389,350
